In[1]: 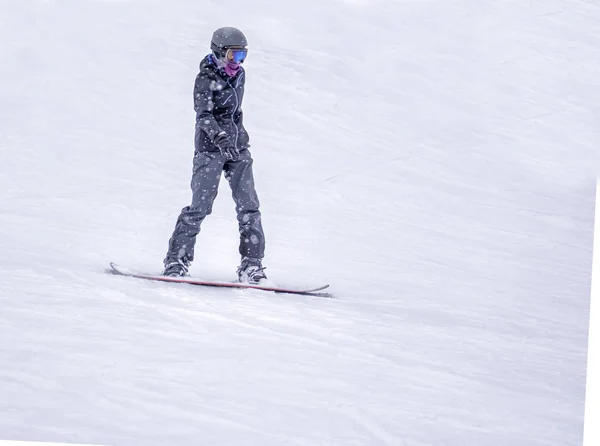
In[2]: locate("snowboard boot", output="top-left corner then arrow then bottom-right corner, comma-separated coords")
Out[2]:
163,258 -> 190,277
237,257 -> 267,285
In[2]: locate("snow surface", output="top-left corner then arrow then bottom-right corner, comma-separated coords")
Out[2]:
1,1 -> 599,445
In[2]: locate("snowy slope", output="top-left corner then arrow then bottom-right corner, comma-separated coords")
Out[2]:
1,1 -> 599,445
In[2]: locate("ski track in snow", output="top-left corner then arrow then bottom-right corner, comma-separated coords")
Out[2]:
1,1 -> 600,445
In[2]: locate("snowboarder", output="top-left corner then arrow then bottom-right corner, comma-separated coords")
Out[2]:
162,26 -> 267,284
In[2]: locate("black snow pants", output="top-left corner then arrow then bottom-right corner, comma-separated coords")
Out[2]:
164,149 -> 265,266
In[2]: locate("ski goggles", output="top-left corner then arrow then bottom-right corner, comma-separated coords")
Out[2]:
226,47 -> 248,63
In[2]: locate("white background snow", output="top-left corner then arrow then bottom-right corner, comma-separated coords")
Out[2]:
1,0 -> 599,445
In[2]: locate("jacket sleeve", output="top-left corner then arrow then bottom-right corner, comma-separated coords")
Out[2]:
233,71 -> 246,128
193,72 -> 221,142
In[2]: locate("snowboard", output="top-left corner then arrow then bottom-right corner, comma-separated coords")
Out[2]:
108,262 -> 332,297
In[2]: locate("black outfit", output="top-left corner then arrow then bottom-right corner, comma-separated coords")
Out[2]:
164,55 -> 265,268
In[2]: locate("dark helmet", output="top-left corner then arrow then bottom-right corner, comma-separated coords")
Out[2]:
211,27 -> 248,58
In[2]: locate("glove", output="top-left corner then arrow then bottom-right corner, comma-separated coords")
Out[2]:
213,131 -> 239,161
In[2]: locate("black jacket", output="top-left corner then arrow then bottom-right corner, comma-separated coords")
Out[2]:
193,54 -> 250,153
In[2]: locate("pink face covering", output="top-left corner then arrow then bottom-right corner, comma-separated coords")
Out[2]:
224,60 -> 241,77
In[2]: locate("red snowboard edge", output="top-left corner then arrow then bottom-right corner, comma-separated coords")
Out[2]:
108,263 -> 332,297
